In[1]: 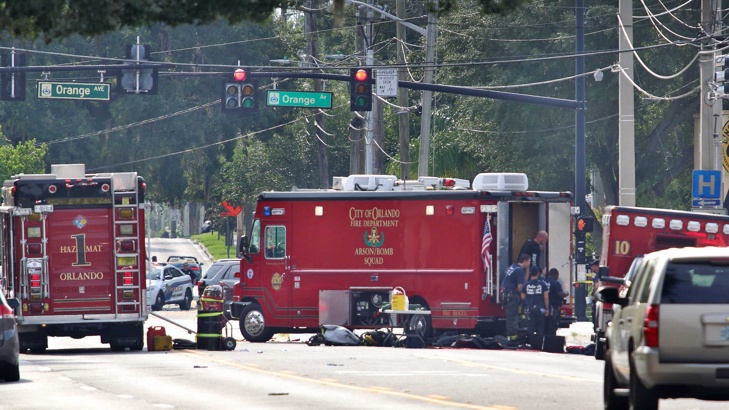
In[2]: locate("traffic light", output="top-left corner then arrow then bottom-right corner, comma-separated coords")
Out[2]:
575,216 -> 594,233
118,44 -> 158,94
1,52 -> 26,101
714,55 -> 728,96
349,68 -> 372,111
221,69 -> 258,112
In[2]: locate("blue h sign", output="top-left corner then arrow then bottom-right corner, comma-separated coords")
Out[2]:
692,170 -> 721,200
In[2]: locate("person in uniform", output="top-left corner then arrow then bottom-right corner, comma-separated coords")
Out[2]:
544,268 -> 568,335
501,253 -> 531,342
518,231 -> 549,279
590,259 -> 601,331
522,265 -> 550,337
181,262 -> 196,283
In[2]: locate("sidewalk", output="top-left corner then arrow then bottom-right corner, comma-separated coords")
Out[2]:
558,321 -> 594,346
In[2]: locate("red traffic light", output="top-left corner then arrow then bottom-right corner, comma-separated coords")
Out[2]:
233,69 -> 247,82
354,69 -> 368,82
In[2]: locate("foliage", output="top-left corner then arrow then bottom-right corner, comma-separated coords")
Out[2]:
191,232 -> 231,260
0,137 -> 47,181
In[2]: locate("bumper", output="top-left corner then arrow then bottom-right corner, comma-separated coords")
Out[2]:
634,346 -> 729,393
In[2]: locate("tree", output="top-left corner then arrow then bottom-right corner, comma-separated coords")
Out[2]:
0,137 -> 47,181
0,1 -> 530,42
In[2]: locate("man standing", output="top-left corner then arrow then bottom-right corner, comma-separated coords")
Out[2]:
518,231 -> 549,277
544,268 -> 568,335
590,259 -> 601,330
181,262 -> 196,284
522,265 -> 549,337
501,253 -> 531,343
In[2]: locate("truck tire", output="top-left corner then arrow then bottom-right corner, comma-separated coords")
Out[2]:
153,292 -> 165,311
604,353 -> 627,410
179,289 -> 192,311
239,303 -> 274,343
629,355 -> 658,410
1,363 -> 20,382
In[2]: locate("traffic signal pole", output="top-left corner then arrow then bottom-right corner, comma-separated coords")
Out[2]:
364,1 -> 374,174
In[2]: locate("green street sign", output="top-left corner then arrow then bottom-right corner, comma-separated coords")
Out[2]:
37,81 -> 111,101
266,90 -> 332,109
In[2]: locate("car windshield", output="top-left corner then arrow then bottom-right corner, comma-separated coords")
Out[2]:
148,267 -> 163,280
202,264 -> 225,279
661,262 -> 729,304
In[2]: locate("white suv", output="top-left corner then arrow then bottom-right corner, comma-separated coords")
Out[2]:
598,247 -> 729,409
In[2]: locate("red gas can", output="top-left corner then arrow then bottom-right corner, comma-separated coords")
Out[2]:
147,326 -> 167,351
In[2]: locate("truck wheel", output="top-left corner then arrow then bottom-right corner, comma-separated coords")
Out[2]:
153,292 -> 165,311
406,311 -> 432,341
179,289 -> 193,311
239,303 -> 274,343
629,356 -> 658,410
604,353 -> 627,410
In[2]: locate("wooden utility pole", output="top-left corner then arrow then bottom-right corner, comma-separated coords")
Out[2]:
304,0 -> 330,188
396,0 -> 410,179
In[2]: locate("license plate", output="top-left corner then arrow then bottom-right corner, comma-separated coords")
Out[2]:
117,256 -> 136,267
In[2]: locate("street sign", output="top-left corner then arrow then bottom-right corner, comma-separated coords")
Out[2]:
692,170 -> 721,200
692,207 -> 728,215
692,198 -> 722,207
37,81 -> 111,101
220,201 -> 242,217
266,90 -> 332,109
375,68 -> 398,97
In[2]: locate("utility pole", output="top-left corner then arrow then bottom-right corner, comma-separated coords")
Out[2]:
618,0 -> 635,207
417,0 -> 438,178
698,0 -> 722,173
364,0 -> 375,174
573,0 -> 588,322
396,0 -> 410,179
304,0 -> 329,188
350,6 -> 365,174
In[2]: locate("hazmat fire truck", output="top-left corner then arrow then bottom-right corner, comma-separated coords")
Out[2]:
593,206 -> 729,359
230,173 -> 574,343
0,164 -> 147,352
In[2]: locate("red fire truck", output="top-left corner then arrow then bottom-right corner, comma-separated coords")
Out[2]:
593,206 -> 729,359
230,173 -> 574,342
0,164 -> 147,352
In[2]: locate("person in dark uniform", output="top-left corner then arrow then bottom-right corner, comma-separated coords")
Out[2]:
518,231 -> 549,279
545,268 -> 568,335
181,262 -> 196,283
501,253 -> 531,342
522,265 -> 549,337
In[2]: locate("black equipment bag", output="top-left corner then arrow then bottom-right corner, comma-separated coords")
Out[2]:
542,335 -> 565,353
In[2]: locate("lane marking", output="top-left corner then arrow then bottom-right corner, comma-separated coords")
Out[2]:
182,350 -> 513,410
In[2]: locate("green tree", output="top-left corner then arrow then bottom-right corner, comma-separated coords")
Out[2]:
0,137 -> 47,181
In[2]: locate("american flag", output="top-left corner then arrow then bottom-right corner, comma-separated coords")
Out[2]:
481,219 -> 493,273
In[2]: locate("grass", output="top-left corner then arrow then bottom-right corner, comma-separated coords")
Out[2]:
191,232 -> 238,260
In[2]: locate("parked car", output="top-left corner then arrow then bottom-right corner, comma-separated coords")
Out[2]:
598,247 -> 729,410
197,259 -> 240,318
166,255 -> 203,281
0,292 -> 20,382
201,220 -> 213,233
146,265 -> 194,311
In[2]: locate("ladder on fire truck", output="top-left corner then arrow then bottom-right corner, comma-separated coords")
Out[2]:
109,172 -> 143,317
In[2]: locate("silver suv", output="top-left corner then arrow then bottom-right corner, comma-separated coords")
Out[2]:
598,247 -> 729,409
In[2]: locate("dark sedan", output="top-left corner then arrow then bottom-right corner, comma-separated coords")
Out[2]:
0,292 -> 20,382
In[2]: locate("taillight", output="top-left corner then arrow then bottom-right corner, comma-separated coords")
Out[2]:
30,273 -> 41,290
1,302 -> 14,317
119,239 -> 136,252
192,266 -> 200,271
123,272 -> 134,286
644,305 -> 660,347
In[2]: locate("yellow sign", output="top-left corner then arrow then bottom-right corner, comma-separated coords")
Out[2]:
723,120 -> 729,173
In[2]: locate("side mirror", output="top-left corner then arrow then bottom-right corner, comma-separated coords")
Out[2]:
7,297 -> 19,310
595,286 -> 627,307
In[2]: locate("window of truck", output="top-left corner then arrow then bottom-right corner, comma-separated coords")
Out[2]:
661,262 -> 729,304
265,226 -> 286,259
249,219 -> 261,254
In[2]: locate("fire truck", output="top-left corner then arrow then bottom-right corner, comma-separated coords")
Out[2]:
0,164 -> 147,352
230,173 -> 574,342
593,206 -> 729,359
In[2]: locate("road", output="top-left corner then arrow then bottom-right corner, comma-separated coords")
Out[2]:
2,239 -> 726,409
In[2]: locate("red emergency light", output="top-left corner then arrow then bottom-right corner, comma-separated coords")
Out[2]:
123,271 -> 134,285
234,68 -> 247,82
